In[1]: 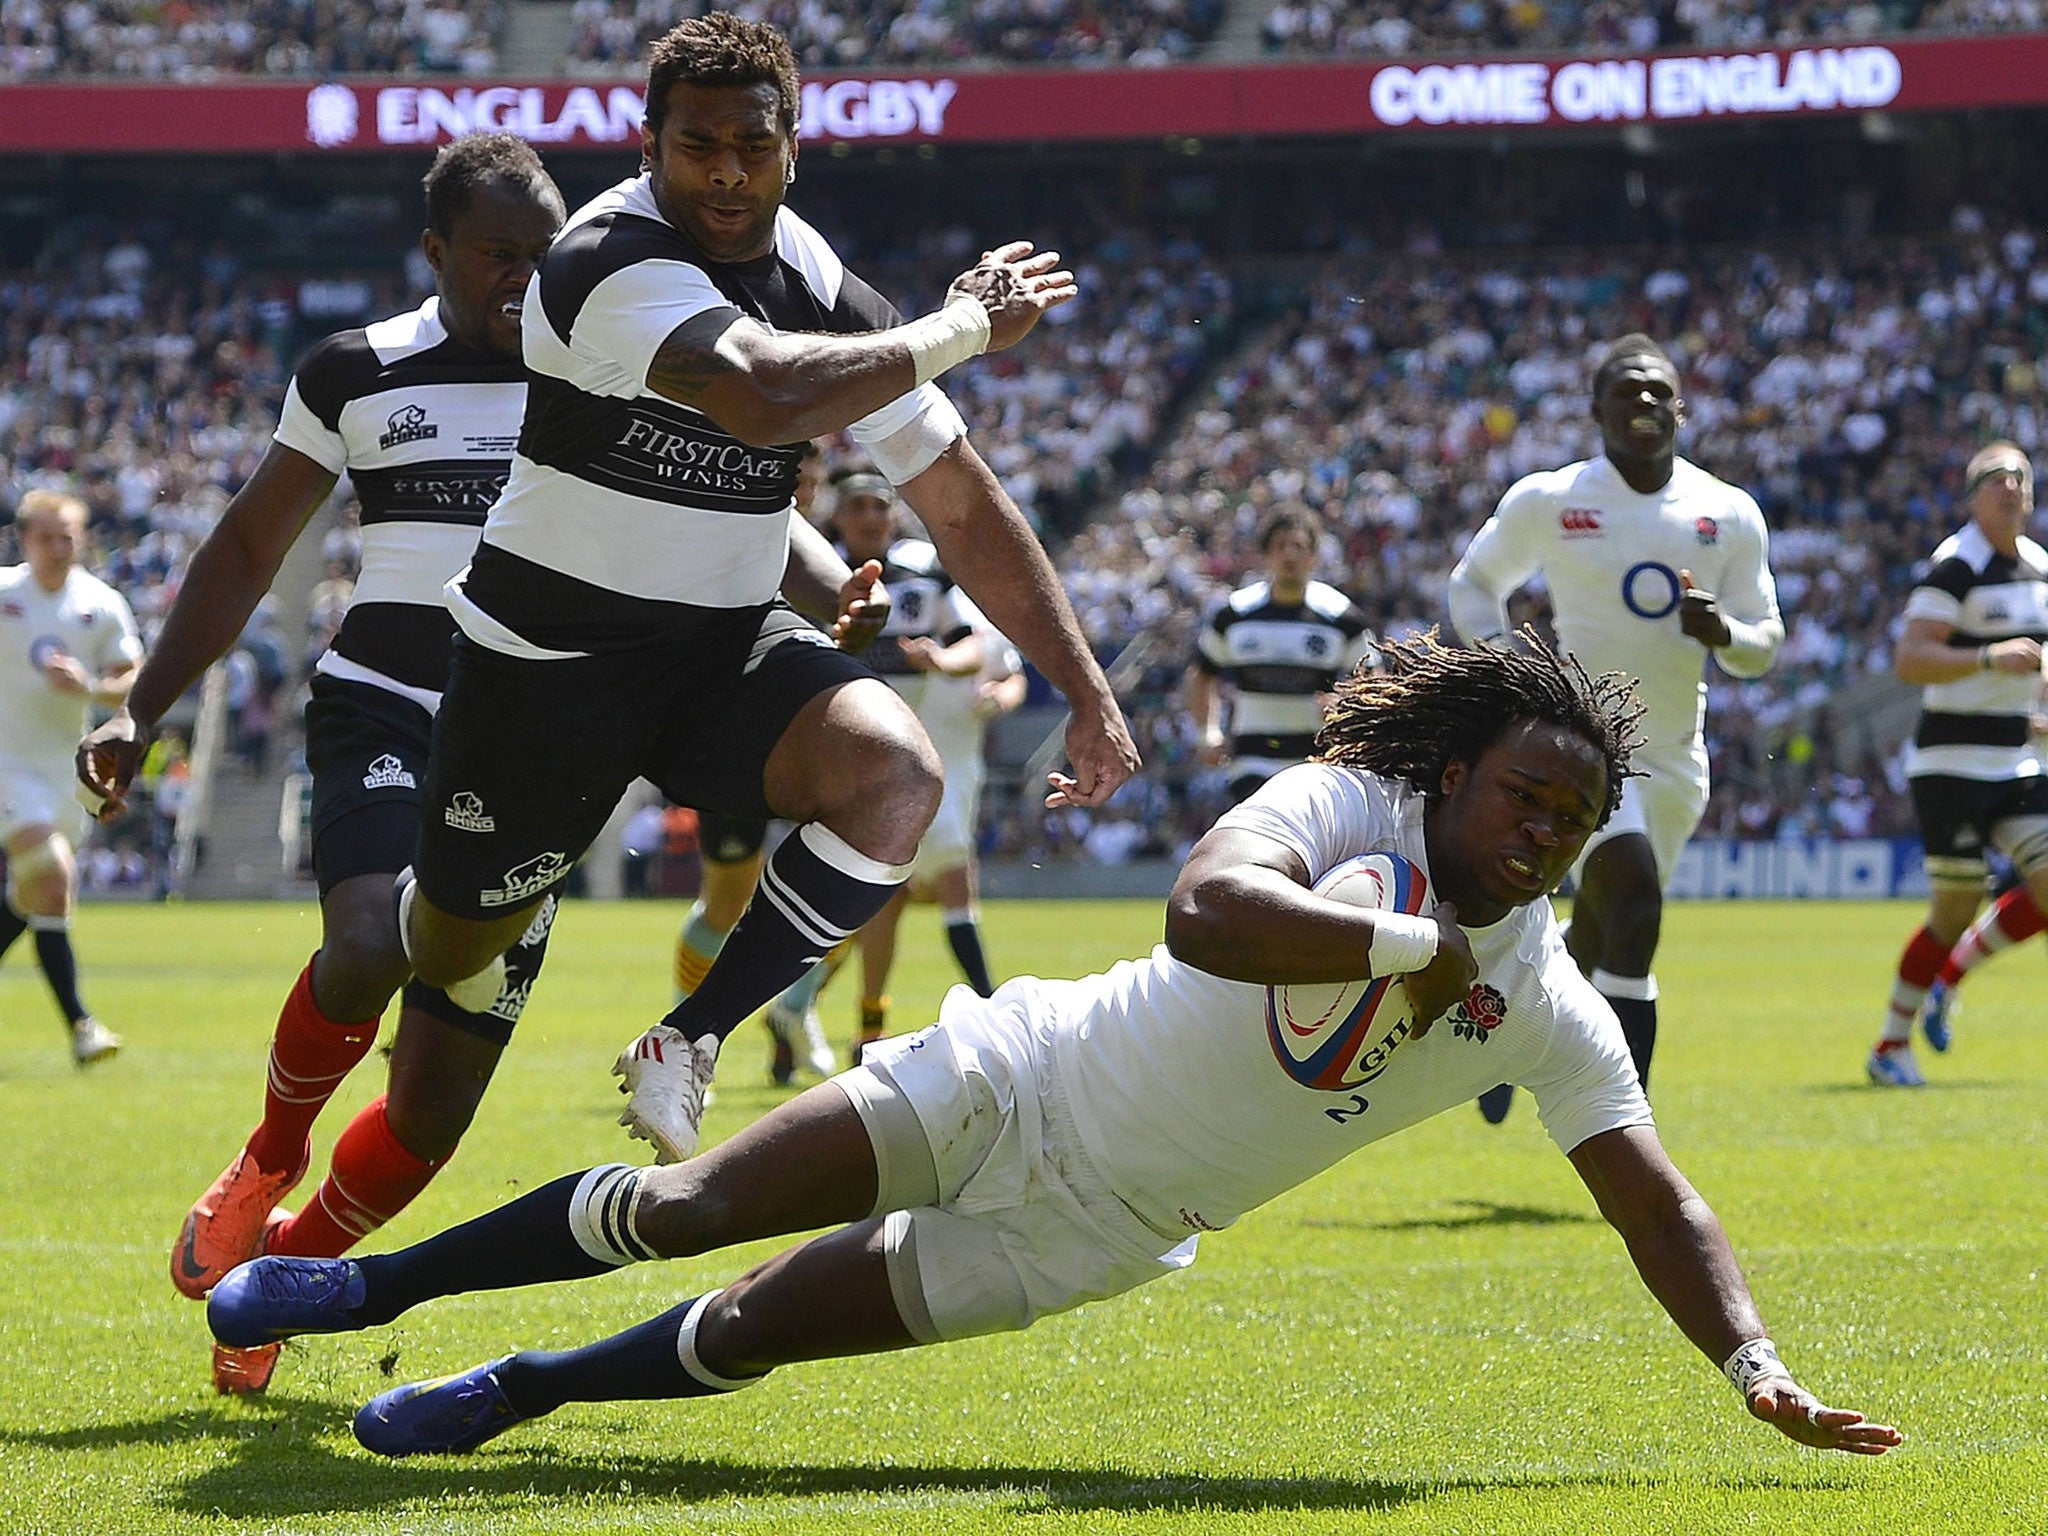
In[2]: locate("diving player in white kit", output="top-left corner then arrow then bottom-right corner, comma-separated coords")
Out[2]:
209,635 -> 1896,1466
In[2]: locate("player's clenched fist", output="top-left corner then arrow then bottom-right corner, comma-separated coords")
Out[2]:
76,708 -> 146,822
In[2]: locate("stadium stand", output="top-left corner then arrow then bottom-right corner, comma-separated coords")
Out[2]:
0,0 -> 504,79
563,0 -> 1223,73
29,0 -> 2045,81
1044,210 -> 2048,862
1258,0 -> 2048,57
8,167 -> 2046,876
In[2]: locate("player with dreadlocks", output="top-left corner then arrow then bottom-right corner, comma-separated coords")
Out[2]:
209,633 -> 1898,1464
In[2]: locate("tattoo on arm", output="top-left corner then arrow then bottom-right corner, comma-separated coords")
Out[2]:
647,310 -> 745,406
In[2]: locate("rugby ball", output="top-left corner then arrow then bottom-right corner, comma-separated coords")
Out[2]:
1265,851 -> 1429,1091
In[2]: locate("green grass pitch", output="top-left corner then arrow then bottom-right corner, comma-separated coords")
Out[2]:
1,896 -> 2044,1535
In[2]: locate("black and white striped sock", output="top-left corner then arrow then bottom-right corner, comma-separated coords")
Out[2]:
662,823 -> 910,1045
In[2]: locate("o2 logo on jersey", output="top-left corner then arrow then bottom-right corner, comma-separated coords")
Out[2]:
27,634 -> 67,674
1621,560 -> 1681,620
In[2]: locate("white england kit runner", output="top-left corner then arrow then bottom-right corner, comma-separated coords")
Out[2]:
0,564 -> 141,838
1447,455 -> 1782,874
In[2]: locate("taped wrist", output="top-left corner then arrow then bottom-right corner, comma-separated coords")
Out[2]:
1367,910 -> 1439,976
903,294 -> 992,387
1722,1337 -> 1789,1397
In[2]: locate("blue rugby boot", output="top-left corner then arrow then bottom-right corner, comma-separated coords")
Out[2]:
1920,978 -> 1956,1054
208,1256 -> 367,1347
355,1357 -> 527,1457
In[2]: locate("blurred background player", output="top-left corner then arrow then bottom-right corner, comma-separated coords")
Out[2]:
0,489 -> 139,1067
819,467 -> 1024,1059
1448,334 -> 1783,1119
79,134 -> 569,1393
384,17 -> 1136,1169
1869,442 -> 2048,1087
1186,507 -> 1375,805
209,636 -> 1896,1466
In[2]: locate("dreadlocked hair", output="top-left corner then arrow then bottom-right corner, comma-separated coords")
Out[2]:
1314,628 -> 1644,829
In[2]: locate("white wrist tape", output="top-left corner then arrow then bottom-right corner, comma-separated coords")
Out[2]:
1367,910 -> 1440,976
903,294 -> 992,387
1723,1337 -> 1788,1397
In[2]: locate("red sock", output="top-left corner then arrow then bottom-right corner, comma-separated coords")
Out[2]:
243,956 -> 380,1175
1939,889 -> 2047,984
1897,925 -> 1948,989
269,1095 -> 448,1258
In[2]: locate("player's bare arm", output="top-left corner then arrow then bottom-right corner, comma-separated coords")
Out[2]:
1186,668 -> 1230,765
77,441 -> 337,817
899,437 -> 1138,809
645,243 -> 1074,448
1895,613 -> 2042,684
897,633 -> 982,677
1569,1124 -> 1902,1455
1165,825 -> 1475,1018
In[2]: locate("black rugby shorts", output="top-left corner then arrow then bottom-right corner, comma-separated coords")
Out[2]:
417,603 -> 869,920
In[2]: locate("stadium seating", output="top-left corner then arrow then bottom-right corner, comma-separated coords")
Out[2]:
566,0 -> 1224,73
1046,208 -> 2048,862
9,198 -> 2044,870
13,0 -> 2041,81
0,0 -> 504,79
1258,0 -> 2047,58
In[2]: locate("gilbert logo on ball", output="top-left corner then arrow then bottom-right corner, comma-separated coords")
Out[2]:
1266,851 -> 1428,1091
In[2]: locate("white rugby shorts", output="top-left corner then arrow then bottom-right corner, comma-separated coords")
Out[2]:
0,754 -> 82,843
1573,744 -> 1709,886
911,741 -> 984,881
839,982 -> 1196,1345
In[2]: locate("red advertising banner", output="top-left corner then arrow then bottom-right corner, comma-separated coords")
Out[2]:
2,33 -> 2045,154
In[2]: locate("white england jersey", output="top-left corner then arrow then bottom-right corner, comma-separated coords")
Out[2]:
0,564 -> 141,765
454,175 -> 965,658
1447,456 -> 1782,765
1026,763 -> 1650,1240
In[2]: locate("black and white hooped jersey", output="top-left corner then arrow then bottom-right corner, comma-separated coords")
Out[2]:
849,537 -> 977,678
453,174 -> 959,658
274,297 -> 522,699
1194,580 -> 1375,758
1904,521 -> 2048,782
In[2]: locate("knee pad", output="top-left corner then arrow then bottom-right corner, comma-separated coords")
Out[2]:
5,836 -> 71,915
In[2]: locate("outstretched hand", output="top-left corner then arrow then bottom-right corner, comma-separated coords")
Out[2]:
947,242 -> 1077,352
1747,1378 -> 1903,1456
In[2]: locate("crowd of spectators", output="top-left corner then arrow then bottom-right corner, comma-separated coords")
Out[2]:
0,0 -> 503,79
0,221 -> 379,885
11,196 -> 2048,881
1259,0 -> 2045,57
1018,206 -> 2048,864
10,0 -> 2044,82
565,0 -> 1223,74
